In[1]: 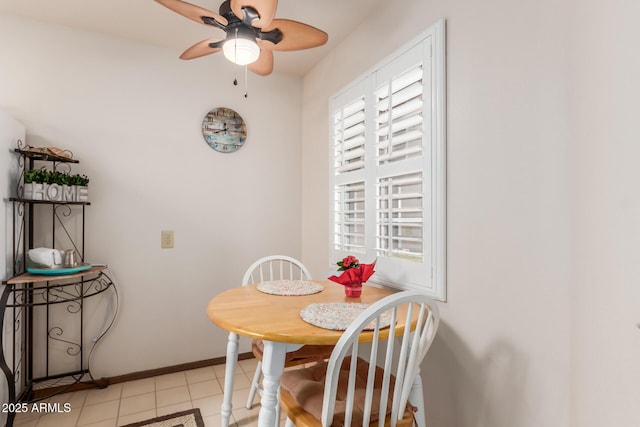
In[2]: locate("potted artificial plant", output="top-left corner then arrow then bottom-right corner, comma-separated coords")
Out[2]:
23,169 -> 89,202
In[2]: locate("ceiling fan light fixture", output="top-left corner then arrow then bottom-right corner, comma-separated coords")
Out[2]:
223,37 -> 260,66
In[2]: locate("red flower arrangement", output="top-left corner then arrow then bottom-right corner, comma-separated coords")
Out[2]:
329,256 -> 376,297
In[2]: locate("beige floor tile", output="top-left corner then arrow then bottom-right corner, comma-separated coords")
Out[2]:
7,360 -> 261,427
12,413 -> 39,427
121,378 -> 155,398
231,373 -> 252,390
116,409 -> 156,427
188,379 -> 222,400
46,389 -> 88,409
238,358 -> 259,375
155,372 -> 187,391
118,392 -> 155,417
32,410 -> 80,427
202,413 -> 222,427
84,384 -> 123,407
77,400 -> 119,426
212,363 -> 233,378
231,387 -> 259,408
185,366 -> 216,384
80,419 -> 118,427
156,401 -> 193,417
156,385 -> 190,408
232,407 -> 260,427
191,394 -> 224,417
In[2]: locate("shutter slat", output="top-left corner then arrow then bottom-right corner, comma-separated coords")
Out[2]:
338,135 -> 366,151
376,115 -> 423,137
376,82 -> 423,112
337,161 -> 365,173
378,146 -> 423,163
377,130 -> 422,149
375,98 -> 423,125
341,123 -> 366,140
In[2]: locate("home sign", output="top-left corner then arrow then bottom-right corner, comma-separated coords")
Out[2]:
23,183 -> 89,202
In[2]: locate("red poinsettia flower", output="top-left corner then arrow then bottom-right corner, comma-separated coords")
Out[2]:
337,255 -> 360,271
329,259 -> 376,287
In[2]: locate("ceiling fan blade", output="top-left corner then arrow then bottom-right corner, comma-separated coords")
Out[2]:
230,0 -> 277,28
248,43 -> 274,75
155,0 -> 228,27
262,19 -> 328,51
179,39 -> 224,60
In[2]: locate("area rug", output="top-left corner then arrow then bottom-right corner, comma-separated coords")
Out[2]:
121,408 -> 204,427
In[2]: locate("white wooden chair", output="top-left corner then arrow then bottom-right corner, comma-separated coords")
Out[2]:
279,291 -> 439,427
243,256 -> 334,416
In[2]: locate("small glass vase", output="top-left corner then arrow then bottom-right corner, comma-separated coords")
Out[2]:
344,285 -> 363,298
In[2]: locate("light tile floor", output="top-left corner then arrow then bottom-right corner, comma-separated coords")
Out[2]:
12,358 -> 280,427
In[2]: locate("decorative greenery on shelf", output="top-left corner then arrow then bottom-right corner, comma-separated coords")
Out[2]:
23,169 -> 89,187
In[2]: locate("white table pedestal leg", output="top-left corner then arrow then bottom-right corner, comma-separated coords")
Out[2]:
410,369 -> 426,427
258,340 -> 287,427
221,332 -> 239,427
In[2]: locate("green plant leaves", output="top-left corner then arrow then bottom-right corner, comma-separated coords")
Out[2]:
23,169 -> 89,186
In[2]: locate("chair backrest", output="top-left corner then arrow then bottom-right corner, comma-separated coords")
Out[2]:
321,291 -> 439,427
242,255 -> 312,286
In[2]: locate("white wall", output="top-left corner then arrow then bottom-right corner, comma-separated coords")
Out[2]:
568,1 -> 640,426
302,0 -> 573,426
0,14 -> 304,377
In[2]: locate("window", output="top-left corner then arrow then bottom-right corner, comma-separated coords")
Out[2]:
330,19 -> 446,300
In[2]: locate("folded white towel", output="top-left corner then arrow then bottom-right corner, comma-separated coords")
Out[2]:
28,248 -> 64,268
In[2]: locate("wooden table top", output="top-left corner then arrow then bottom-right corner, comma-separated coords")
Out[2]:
207,280 -> 407,345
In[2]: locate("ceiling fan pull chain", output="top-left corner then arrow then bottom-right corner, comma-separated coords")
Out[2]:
233,27 -> 241,88
233,27 -> 239,86
244,65 -> 249,98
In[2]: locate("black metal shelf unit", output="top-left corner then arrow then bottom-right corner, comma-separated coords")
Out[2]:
1,141 -> 117,427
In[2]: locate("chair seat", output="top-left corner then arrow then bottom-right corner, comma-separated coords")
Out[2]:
280,356 -> 415,427
252,339 -> 334,366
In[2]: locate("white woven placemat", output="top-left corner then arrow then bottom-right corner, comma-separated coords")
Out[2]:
300,302 -> 392,331
256,280 -> 324,296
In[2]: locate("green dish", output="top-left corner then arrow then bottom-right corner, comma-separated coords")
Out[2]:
27,263 -> 92,275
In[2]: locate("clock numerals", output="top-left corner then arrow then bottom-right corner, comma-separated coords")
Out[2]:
212,143 -> 239,152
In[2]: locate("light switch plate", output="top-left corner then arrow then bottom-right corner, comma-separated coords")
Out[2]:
161,230 -> 174,249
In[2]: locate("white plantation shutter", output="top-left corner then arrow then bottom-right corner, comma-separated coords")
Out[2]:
376,172 -> 424,260
333,96 -> 366,174
376,66 -> 424,166
331,80 -> 368,255
329,20 -> 446,300
333,181 -> 366,254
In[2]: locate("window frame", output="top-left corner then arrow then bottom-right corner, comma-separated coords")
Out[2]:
328,19 -> 446,301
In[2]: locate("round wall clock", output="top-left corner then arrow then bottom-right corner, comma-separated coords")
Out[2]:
202,107 -> 247,153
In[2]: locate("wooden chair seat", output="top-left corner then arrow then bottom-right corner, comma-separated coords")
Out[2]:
280,357 -> 415,427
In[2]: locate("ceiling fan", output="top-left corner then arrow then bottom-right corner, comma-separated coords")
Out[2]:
154,0 -> 329,76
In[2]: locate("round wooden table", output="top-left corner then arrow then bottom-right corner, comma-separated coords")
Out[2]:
207,280 -> 400,427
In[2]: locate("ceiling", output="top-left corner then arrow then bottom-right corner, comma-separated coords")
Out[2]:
0,0 -> 384,76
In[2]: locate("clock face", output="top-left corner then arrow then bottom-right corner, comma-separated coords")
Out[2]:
202,107 -> 247,153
